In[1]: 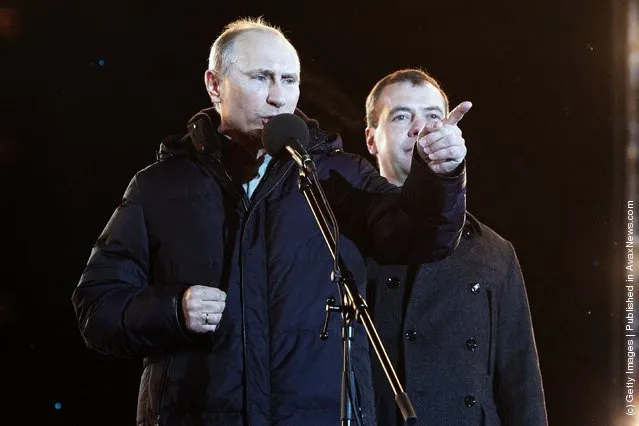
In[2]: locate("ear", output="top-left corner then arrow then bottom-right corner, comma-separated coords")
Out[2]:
205,70 -> 221,104
365,127 -> 378,155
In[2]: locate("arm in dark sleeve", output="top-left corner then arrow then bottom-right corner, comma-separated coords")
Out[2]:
494,244 -> 549,425
71,176 -> 194,358
326,149 -> 466,264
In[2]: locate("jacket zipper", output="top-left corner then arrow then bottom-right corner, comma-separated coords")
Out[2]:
154,356 -> 172,426
238,159 -> 294,423
211,154 -> 250,212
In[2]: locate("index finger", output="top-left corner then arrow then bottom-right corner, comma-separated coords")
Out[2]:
443,101 -> 473,126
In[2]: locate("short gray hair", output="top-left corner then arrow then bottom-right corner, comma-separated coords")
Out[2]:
207,17 -> 292,78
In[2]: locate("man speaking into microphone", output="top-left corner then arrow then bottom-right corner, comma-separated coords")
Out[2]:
71,18 -> 467,426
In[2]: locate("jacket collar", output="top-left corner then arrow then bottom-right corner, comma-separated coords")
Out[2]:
157,107 -> 343,160
464,212 -> 484,238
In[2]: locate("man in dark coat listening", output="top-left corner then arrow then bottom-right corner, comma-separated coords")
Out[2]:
70,20 -> 470,426
364,69 -> 548,425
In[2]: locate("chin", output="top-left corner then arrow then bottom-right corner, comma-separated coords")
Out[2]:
246,128 -> 263,140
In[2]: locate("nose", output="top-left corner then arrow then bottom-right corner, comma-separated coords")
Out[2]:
267,82 -> 286,109
409,117 -> 426,138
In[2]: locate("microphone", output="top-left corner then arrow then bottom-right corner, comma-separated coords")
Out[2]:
262,113 -> 315,173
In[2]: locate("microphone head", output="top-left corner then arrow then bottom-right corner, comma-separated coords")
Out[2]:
262,113 -> 310,156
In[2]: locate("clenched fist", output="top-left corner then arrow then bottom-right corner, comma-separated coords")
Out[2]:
181,285 -> 227,333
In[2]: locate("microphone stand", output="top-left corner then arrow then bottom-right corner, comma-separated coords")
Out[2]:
296,162 -> 417,426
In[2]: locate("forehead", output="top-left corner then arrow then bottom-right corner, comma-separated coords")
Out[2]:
230,30 -> 300,73
378,81 -> 446,114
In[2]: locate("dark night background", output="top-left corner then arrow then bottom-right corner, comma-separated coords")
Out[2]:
0,1 -> 631,425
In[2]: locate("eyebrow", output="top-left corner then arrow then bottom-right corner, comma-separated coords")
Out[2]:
249,68 -> 300,82
388,105 -> 444,116
422,106 -> 444,115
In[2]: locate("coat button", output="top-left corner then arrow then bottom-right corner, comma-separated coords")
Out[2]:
466,338 -> 478,351
463,226 -> 473,240
387,276 -> 400,289
405,329 -> 417,341
464,395 -> 476,407
470,282 -> 481,294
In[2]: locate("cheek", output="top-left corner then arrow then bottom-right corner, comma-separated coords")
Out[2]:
377,131 -> 395,156
289,87 -> 300,103
235,81 -> 263,107
381,131 -> 402,153
280,86 -> 300,113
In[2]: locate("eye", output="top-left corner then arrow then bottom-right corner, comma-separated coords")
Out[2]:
252,74 -> 267,81
392,114 -> 409,122
283,77 -> 297,85
427,113 -> 442,120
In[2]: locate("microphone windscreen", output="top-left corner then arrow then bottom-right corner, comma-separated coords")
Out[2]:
262,113 -> 310,156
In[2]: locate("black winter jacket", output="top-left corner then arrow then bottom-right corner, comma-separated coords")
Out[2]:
71,108 -> 466,426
